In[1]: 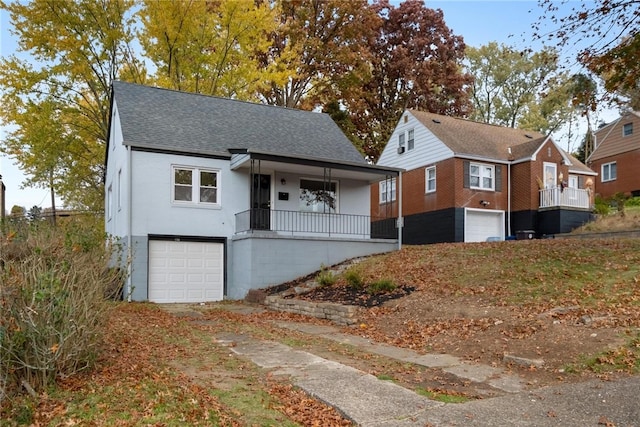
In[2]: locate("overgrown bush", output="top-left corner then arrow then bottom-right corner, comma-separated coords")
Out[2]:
0,218 -> 127,401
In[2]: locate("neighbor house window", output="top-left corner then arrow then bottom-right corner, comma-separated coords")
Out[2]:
299,179 -> 337,213
470,162 -> 495,190
623,123 -> 633,136
601,162 -> 617,182
379,178 -> 396,203
425,166 -> 436,193
173,166 -> 220,205
407,129 -> 415,150
398,133 -> 405,153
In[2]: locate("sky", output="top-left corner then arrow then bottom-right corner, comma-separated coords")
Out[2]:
0,1 -> 621,212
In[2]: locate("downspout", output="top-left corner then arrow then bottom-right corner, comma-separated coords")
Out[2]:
507,147 -> 512,238
397,171 -> 403,250
126,145 -> 132,302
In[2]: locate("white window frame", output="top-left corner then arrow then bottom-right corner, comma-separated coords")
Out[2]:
425,166 -> 436,193
107,184 -> 113,220
407,128 -> 415,151
172,166 -> 221,207
117,169 -> 122,210
379,178 -> 396,204
623,123 -> 633,136
299,178 -> 338,213
601,162 -> 617,182
470,162 -> 495,191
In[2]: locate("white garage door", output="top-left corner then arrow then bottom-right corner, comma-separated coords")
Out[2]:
465,209 -> 504,242
148,240 -> 224,303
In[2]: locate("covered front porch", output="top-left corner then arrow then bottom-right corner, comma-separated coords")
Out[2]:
229,149 -> 402,240
225,149 -> 403,299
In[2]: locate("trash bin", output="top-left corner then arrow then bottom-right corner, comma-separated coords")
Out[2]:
516,230 -> 535,240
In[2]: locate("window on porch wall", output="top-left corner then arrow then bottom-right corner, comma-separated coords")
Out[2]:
299,179 -> 337,213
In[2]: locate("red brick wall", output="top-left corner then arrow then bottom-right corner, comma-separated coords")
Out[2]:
590,150 -> 640,199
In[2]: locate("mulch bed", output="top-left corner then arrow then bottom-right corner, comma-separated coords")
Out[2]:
296,284 -> 416,308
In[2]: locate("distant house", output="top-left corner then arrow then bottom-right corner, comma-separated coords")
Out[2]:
105,81 -> 400,303
372,110 -> 596,243
588,110 -> 640,199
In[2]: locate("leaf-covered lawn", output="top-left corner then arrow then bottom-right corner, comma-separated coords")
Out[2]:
1,304 -> 351,426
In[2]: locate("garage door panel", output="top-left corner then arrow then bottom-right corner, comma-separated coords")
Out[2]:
465,210 -> 504,243
149,240 -> 224,303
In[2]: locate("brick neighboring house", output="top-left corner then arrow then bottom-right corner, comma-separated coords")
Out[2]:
372,110 -> 597,244
588,110 -> 640,199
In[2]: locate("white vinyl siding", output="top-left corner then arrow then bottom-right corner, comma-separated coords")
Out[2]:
377,112 -> 453,170
601,162 -> 617,182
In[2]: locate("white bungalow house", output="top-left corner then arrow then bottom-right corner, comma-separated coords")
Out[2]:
105,81 -> 401,302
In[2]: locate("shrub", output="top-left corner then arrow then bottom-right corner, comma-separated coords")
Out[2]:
0,219 -> 127,401
626,196 -> 640,207
367,279 -> 396,295
344,269 -> 364,290
593,196 -> 610,216
316,264 -> 336,287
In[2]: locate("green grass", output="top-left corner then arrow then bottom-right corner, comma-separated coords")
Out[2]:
565,330 -> 640,375
416,388 -> 470,403
376,374 -> 394,381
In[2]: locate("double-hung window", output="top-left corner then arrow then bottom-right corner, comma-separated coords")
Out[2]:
379,178 -> 396,203
425,166 -> 436,193
470,163 -> 494,190
173,166 -> 220,205
407,129 -> 415,150
601,162 -> 617,182
623,123 -> 633,136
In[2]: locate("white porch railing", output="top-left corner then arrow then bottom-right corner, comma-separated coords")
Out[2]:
539,186 -> 590,209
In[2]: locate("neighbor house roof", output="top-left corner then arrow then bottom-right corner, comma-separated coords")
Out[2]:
589,110 -> 640,162
408,109 -> 545,161
111,81 -> 367,165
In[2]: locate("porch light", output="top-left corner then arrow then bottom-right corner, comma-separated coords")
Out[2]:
281,178 -> 286,185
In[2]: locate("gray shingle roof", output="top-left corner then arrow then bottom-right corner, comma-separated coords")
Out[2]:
112,81 -> 366,164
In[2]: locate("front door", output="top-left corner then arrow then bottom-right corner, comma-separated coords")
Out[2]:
251,174 -> 271,230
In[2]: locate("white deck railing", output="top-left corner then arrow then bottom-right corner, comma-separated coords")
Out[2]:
539,186 -> 590,209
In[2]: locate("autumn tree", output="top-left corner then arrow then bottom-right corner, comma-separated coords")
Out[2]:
139,0 -> 283,100
258,0 -> 377,109
535,0 -> 640,109
465,42 -> 572,133
0,0 -> 144,211
341,0 -> 472,161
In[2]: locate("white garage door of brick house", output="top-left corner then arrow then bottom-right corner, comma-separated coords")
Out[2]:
148,240 -> 224,303
464,209 -> 505,243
